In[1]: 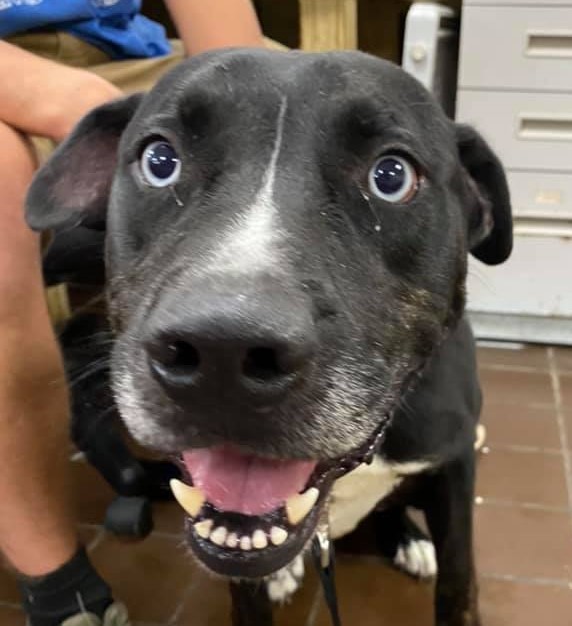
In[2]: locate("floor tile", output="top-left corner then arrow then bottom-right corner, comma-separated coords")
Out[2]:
0,566 -> 20,605
90,534 -> 195,623
70,458 -> 116,525
0,605 -> 25,626
480,578 -> 572,626
476,448 -> 568,507
560,374 -> 572,410
313,556 -> 434,626
474,505 -> 572,580
173,558 -> 319,626
564,412 -> 572,446
151,501 -> 185,536
480,403 -> 560,449
479,369 -> 554,407
477,345 -> 549,370
554,347 -> 572,374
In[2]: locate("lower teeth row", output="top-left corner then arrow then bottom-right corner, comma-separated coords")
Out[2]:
194,520 -> 288,550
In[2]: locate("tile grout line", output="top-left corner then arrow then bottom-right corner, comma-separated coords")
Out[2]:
304,585 -> 324,626
86,527 -> 107,553
482,443 -> 563,455
0,600 -> 21,609
165,575 -> 202,625
475,498 -> 571,513
479,363 -> 549,374
547,348 -> 572,511
481,571 -> 572,589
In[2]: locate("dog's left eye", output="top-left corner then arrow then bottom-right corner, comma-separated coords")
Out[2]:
140,140 -> 181,187
368,155 -> 419,203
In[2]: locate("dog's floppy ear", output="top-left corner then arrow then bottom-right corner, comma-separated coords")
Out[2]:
26,93 -> 143,232
455,124 -> 513,265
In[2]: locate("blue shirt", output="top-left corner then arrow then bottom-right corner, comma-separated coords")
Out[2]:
0,0 -> 171,60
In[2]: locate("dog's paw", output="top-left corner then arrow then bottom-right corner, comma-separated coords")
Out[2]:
394,537 -> 437,579
265,555 -> 305,603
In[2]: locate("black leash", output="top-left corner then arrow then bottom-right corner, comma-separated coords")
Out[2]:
312,530 -> 342,626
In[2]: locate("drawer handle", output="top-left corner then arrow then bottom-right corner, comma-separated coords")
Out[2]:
514,218 -> 572,238
518,115 -> 572,141
526,31 -> 572,58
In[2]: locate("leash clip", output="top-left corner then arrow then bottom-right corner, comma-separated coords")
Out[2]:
316,527 -> 331,569
312,522 -> 342,626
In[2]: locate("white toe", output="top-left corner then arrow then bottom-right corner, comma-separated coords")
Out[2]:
394,538 -> 437,579
265,556 -> 305,603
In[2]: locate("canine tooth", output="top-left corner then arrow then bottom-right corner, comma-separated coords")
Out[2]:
226,533 -> 239,549
194,519 -> 213,539
169,479 -> 205,518
210,526 -> 228,546
285,487 -> 319,525
252,530 -> 268,550
270,526 -> 288,546
240,536 -> 252,551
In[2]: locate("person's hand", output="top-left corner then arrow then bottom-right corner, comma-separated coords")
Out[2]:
0,41 -> 122,142
44,69 -> 123,142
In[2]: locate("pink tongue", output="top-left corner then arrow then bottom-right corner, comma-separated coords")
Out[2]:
182,446 -> 317,516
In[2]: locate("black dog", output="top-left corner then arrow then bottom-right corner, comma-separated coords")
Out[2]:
26,49 -> 512,626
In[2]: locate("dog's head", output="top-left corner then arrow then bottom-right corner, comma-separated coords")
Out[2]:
27,50 -> 511,578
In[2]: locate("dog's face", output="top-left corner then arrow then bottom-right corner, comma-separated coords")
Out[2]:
27,50 -> 511,578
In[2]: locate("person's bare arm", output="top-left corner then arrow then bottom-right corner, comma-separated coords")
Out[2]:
164,0 -> 265,55
0,40 -> 121,142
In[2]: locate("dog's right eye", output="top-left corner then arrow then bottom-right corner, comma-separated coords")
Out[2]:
140,140 -> 181,187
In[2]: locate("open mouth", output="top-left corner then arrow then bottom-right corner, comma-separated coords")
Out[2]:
170,422 -> 388,578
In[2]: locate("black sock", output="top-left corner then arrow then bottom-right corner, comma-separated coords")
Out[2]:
19,547 -> 113,626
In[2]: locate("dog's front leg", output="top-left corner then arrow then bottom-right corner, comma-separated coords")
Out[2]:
422,451 -> 480,626
229,580 -> 273,626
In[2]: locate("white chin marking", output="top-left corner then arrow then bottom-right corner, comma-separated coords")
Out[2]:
394,538 -> 437,579
265,554 -> 305,603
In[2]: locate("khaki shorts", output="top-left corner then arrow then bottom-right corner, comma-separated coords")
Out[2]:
7,31 -> 185,164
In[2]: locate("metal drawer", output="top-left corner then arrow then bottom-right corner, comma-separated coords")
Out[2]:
508,171 -> 572,220
456,89 -> 572,171
464,0 -> 572,6
467,233 -> 572,319
459,6 -> 572,92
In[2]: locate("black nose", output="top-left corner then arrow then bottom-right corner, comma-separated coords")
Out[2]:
144,291 -> 315,406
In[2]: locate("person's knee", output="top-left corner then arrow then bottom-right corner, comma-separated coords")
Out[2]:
0,120 -> 36,195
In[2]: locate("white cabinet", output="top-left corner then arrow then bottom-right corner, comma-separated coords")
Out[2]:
456,1 -> 572,344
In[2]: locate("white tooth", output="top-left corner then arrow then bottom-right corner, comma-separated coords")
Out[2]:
169,479 -> 205,518
210,526 -> 228,546
252,529 -> 268,550
226,533 -> 239,549
285,487 -> 319,525
194,519 -> 213,539
270,526 -> 288,546
240,536 -> 252,551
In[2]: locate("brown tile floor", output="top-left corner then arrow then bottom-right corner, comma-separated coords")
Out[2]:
2,345 -> 572,625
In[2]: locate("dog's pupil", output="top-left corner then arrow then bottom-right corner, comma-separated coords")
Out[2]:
373,158 -> 405,194
147,142 -> 178,179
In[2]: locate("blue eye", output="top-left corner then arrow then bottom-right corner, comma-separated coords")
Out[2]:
368,155 -> 418,203
141,140 -> 181,187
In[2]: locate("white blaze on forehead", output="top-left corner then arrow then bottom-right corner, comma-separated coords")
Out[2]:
208,96 -> 288,274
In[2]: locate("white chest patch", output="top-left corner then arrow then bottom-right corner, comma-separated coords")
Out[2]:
328,457 -> 432,539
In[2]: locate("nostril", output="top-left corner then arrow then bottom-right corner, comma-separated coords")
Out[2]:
242,347 -> 283,381
169,341 -> 201,370
149,339 -> 200,374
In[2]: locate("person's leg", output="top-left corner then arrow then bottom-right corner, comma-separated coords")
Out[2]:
0,120 -> 76,575
0,121 -> 113,626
